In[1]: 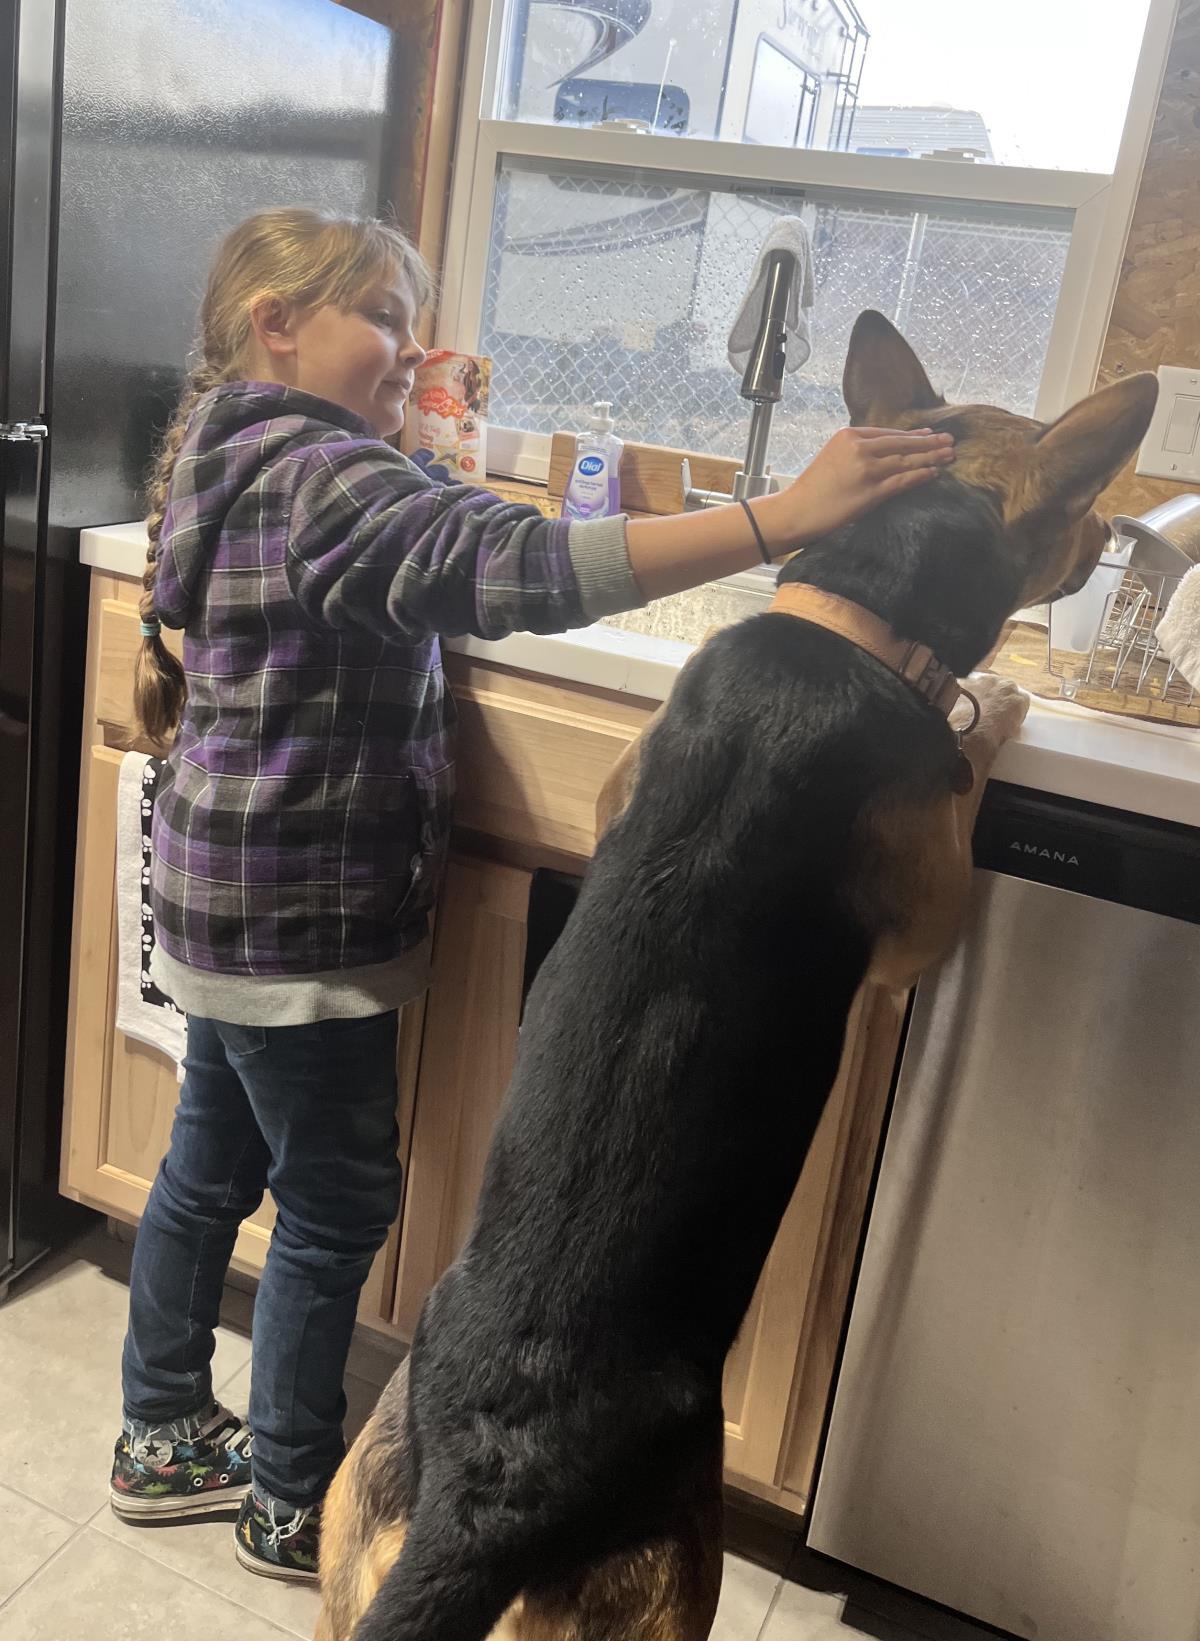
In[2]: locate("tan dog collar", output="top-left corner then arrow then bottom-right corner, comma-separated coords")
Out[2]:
769,582 -> 964,718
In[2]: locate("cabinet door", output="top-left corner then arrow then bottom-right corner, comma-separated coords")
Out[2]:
722,986 -> 906,1509
391,856 -> 531,1337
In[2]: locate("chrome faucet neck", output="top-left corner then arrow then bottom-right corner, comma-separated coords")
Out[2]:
683,244 -> 799,512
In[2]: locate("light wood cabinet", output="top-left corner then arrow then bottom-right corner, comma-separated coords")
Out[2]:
392,856 -> 531,1336
448,658 -> 648,859
61,566 -> 902,1516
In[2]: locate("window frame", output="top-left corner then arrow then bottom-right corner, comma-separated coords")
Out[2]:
743,34 -> 823,150
439,0 -> 1180,486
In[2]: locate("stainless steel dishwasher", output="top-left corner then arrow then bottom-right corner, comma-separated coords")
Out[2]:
809,781 -> 1200,1641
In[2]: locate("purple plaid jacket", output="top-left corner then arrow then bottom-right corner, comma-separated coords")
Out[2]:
150,382 -> 631,977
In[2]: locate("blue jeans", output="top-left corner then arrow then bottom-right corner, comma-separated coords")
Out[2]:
121,1012 -> 402,1507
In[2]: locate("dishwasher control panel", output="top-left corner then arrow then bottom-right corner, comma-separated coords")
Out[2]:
974,782 -> 1200,923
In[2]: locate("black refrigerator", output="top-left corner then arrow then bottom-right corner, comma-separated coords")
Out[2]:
0,0 -> 399,1300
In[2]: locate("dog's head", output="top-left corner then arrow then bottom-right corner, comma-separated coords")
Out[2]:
842,310 -> 1158,605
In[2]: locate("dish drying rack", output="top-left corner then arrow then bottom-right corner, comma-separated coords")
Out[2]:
1047,565 -> 1195,708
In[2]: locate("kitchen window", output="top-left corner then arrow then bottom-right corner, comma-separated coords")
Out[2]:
441,0 -> 1176,488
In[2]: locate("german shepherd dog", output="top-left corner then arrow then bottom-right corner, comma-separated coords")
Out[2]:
316,315 -> 1156,1641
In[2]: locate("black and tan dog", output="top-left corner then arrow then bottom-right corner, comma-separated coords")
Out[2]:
317,314 -> 1156,1641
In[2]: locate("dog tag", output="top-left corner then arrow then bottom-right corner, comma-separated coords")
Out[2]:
951,748 -> 975,795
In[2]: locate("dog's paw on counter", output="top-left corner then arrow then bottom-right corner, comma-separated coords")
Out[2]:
959,671 -> 1032,750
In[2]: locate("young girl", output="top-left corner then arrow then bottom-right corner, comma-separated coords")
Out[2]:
109,206 -> 953,1580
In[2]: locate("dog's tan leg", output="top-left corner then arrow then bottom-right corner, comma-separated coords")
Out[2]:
315,1419 -> 407,1641
314,1449 -> 360,1641
513,1433 -> 724,1641
862,675 -> 1029,992
515,1530 -> 722,1641
316,1361 -> 413,1641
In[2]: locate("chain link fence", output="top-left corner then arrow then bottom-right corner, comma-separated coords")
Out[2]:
480,164 -> 1071,471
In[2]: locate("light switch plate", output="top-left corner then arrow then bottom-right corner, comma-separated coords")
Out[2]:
1135,364 -> 1200,481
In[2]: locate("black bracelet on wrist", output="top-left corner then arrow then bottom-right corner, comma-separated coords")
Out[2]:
740,497 -> 772,565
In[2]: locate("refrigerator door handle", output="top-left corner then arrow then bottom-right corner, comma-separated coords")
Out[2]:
0,423 -> 47,442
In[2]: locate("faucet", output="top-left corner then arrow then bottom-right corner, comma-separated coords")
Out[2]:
682,247 -> 797,511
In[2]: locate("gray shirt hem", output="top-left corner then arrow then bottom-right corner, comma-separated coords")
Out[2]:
149,942 -> 432,1027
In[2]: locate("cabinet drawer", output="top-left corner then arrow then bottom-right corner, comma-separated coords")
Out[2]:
95,599 -> 183,739
446,657 -> 655,859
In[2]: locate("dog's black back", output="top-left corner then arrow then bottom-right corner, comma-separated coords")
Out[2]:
351,480 -> 1015,1641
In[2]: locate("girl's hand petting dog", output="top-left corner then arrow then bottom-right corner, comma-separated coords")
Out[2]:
762,426 -> 956,555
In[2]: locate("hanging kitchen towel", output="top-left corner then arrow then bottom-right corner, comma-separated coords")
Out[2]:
727,215 -> 815,376
1157,563 -> 1200,690
116,751 -> 187,1077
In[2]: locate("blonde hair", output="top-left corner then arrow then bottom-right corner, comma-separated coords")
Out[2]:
135,207 -> 433,744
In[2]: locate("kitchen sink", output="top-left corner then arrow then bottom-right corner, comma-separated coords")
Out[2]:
600,570 -> 774,647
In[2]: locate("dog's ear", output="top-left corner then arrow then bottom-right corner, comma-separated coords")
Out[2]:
1017,373 -> 1158,525
843,310 -> 944,425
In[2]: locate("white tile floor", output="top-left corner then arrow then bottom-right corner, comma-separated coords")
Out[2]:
0,1228 -> 947,1640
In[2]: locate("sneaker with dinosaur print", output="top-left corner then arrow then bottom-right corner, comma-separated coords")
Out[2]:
235,1490 -> 321,1583
109,1400 -> 252,1520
